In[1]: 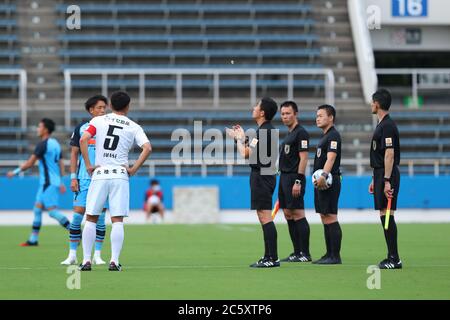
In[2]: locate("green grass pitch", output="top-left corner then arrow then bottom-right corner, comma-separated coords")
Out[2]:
0,223 -> 449,299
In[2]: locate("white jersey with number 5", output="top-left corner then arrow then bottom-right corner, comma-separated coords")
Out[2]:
85,113 -> 149,217
86,113 -> 149,175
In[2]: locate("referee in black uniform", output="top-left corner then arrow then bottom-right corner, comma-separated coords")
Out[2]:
278,101 -> 311,263
312,104 -> 343,265
369,88 -> 402,269
227,97 -> 279,268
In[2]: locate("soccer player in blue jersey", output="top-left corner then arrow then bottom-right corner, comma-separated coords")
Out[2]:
61,95 -> 108,265
7,118 -> 69,246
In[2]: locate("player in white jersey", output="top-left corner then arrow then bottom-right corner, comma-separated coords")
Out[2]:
78,91 -> 152,271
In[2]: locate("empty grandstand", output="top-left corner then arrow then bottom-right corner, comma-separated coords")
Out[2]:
0,0 -> 449,177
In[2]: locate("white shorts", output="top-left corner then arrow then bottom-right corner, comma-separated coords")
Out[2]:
86,178 -> 129,217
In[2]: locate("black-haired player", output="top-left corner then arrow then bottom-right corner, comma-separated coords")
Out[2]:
278,101 -> 311,263
312,105 -> 343,265
227,97 -> 280,268
369,88 -> 402,269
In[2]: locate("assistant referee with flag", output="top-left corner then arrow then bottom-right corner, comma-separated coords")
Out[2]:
369,88 -> 402,270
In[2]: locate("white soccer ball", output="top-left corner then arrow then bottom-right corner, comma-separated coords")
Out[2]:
312,169 -> 333,188
147,195 -> 161,206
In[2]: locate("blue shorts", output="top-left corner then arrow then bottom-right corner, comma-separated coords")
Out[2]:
73,179 -> 109,209
35,185 -> 59,209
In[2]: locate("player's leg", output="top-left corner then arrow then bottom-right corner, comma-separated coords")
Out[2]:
292,209 -> 311,260
157,203 -> 165,220
318,213 -> 342,265
279,174 -> 299,260
282,209 -> 299,260
312,181 -> 342,265
46,186 -> 70,230
21,198 -> 43,246
109,216 -> 124,271
107,178 -> 130,271
375,168 -> 401,269
61,205 -> 84,265
252,210 -> 279,268
249,172 -> 279,268
80,180 -> 107,270
93,209 -> 107,265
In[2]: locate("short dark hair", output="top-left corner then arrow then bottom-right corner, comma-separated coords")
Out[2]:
259,97 -> 278,121
110,91 -> 131,111
317,104 -> 336,122
150,179 -> 159,186
372,88 -> 392,111
280,100 -> 298,113
85,95 -> 108,112
41,118 -> 55,134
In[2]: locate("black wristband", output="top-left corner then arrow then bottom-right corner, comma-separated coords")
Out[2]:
321,172 -> 329,179
297,173 -> 305,180
384,177 -> 391,183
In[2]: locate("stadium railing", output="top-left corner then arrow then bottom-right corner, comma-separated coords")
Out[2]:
376,68 -> 450,108
63,67 -> 335,129
0,69 -> 27,129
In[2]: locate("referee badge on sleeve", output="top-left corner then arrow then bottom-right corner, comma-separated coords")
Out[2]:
330,141 -> 338,150
284,144 -> 290,154
385,137 -> 393,147
301,140 -> 308,149
249,138 -> 258,148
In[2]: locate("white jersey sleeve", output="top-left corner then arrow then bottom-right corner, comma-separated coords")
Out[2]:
134,126 -> 150,148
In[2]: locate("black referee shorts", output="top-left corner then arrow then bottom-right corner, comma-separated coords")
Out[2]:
314,174 -> 341,214
278,172 -> 306,209
373,166 -> 400,211
250,169 -> 276,211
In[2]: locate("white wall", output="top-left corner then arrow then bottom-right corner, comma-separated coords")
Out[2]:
363,0 -> 450,25
371,26 -> 450,51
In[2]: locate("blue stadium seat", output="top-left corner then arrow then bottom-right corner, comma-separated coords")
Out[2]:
0,19 -> 16,27
391,111 -> 450,120
56,18 -> 315,28
398,125 -> 450,133
59,33 -> 318,43
402,152 -> 450,159
59,48 -> 320,58
0,140 -> 28,147
61,63 -> 323,70
0,4 -> 16,12
0,80 -> 19,88
0,127 -> 26,134
56,3 -> 312,14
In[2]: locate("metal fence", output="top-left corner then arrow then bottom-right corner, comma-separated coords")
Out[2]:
0,69 -> 27,129
63,67 -> 335,129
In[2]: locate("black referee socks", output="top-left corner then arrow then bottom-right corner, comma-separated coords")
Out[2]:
323,224 -> 331,257
327,222 -> 342,259
294,218 -> 310,256
380,215 -> 399,260
287,220 -> 300,254
262,221 -> 278,260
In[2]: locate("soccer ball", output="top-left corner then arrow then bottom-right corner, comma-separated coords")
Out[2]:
312,169 -> 333,188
